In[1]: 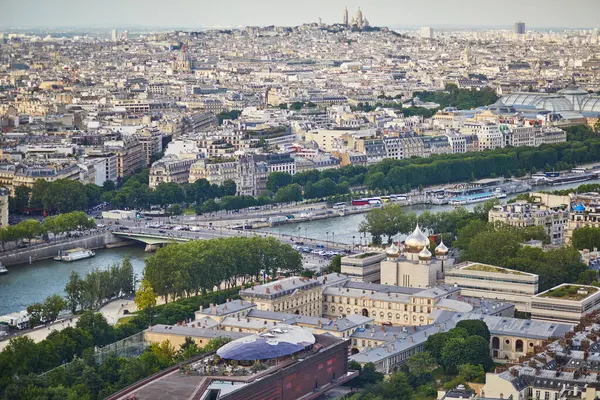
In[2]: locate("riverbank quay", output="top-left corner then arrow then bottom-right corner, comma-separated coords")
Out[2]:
0,230 -> 134,267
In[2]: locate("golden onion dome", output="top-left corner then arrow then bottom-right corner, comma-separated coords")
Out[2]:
386,243 -> 400,258
404,224 -> 430,253
418,246 -> 432,261
435,240 -> 449,256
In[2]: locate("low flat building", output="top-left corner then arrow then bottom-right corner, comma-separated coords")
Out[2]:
445,262 -> 539,312
530,284 -> 600,324
340,251 -> 386,283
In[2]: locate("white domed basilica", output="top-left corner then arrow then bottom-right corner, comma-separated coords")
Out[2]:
380,224 -> 453,288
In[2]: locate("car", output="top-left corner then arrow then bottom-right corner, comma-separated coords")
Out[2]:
118,226 -> 130,231
315,244 -> 325,248
295,241 -> 305,245
96,224 -> 105,228
17,243 -> 28,249
158,229 -> 166,234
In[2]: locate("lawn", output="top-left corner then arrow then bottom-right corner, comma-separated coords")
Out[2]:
115,315 -> 136,327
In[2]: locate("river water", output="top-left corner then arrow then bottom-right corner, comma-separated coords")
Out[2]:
0,245 -> 149,316
1,178 -> 598,316
260,179 -> 600,245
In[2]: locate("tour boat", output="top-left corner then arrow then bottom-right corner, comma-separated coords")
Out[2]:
0,264 -> 7,274
54,248 -> 95,262
448,191 -> 506,206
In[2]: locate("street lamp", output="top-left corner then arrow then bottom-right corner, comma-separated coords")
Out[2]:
304,227 -> 307,241
326,231 -> 329,251
352,235 -> 355,250
332,232 -> 335,248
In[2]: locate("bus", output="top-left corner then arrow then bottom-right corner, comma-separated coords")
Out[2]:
352,199 -> 369,206
333,202 -> 346,209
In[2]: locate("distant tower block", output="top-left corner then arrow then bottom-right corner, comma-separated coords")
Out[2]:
514,22 -> 526,35
111,29 -> 118,41
420,27 -> 433,39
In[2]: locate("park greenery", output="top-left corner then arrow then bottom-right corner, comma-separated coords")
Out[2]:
359,201 -> 497,245
455,220 -> 587,291
0,211 -> 95,249
143,236 -> 303,302
0,286 -> 241,399
347,320 -> 493,400
413,83 -> 499,110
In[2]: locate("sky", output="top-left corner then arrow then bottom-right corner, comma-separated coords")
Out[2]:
1,0 -> 599,30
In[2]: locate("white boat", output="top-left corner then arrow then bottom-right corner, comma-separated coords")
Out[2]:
448,191 -> 506,206
0,264 -> 7,274
54,248 -> 95,262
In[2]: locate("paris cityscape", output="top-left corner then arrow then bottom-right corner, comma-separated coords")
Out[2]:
2,1 -> 600,399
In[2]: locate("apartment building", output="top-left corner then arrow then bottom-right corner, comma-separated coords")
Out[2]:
461,122 -> 504,150
149,156 -> 196,188
104,137 -> 145,178
489,202 -> 569,245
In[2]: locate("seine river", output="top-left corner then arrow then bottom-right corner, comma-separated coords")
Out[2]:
260,179 -> 600,244
0,178 -> 598,316
0,245 -> 150,316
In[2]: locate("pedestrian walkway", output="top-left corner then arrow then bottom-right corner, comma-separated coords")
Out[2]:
0,297 -> 150,352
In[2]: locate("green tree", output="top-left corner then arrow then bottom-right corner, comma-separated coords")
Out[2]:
26,303 -> 44,328
440,337 -> 466,374
75,311 -> 115,347
324,254 -> 342,273
42,294 -> 68,323
274,184 -> 303,203
12,185 -> 31,213
457,363 -> 486,383
456,320 -> 490,342
266,172 -> 293,192
65,271 -> 83,313
135,279 -> 158,312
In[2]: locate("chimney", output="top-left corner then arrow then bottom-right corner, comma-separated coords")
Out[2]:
409,336 -> 413,343
226,298 -> 230,303
266,288 -> 270,294
212,306 -> 217,315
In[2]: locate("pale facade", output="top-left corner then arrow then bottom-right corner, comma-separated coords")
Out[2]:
240,277 -> 325,316
530,284 -> 600,324
444,262 -> 539,312
340,252 -> 387,283
149,156 -> 196,188
0,188 -> 8,227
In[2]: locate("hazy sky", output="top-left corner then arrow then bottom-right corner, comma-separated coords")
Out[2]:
1,0 -> 599,29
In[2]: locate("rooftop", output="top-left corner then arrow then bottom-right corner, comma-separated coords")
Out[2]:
538,284 -> 598,301
462,263 -> 526,275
